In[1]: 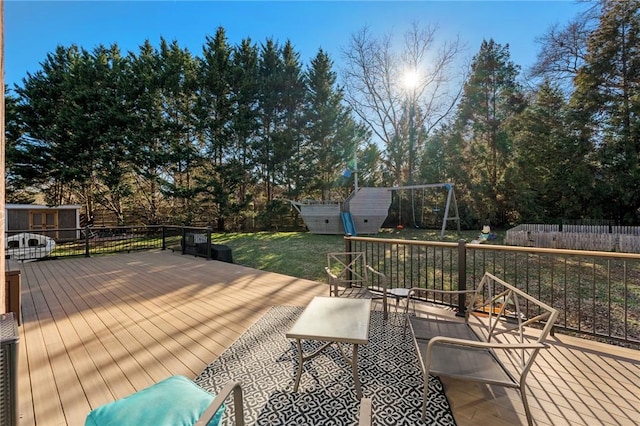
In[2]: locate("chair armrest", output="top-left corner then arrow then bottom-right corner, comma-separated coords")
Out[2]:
325,266 -> 337,279
407,287 -> 477,297
325,267 -> 339,296
365,265 -> 386,286
425,336 -> 548,351
403,287 -> 478,315
195,381 -> 244,426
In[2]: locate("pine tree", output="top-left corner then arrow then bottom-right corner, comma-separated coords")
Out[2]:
4,88 -> 35,203
451,39 -> 525,226
127,40 -> 169,224
277,40 -> 307,200
256,39 -> 284,203
86,44 -> 134,225
14,45 -> 81,205
229,37 -> 260,222
304,49 -> 358,201
156,39 -> 201,224
572,0 -> 640,223
196,27 -> 241,230
198,27 -> 234,165
229,38 -> 260,166
507,81 -> 593,222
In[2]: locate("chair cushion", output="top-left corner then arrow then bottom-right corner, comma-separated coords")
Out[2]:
85,375 -> 224,426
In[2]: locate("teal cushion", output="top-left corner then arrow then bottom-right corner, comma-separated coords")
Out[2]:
85,375 -> 224,426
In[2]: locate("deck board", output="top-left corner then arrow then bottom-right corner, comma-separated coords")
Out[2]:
8,250 -> 640,425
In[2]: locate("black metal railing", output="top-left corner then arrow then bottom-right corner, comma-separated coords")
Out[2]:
6,226 -> 170,259
4,225 -> 226,261
5,228 -> 639,345
346,236 -> 640,346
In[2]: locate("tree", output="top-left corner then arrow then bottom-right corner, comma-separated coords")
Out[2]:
228,38 -> 260,227
197,159 -> 247,231
276,40 -> 307,199
353,136 -> 383,188
507,81 -> 593,222
229,38 -> 260,164
529,4 -> 600,88
255,39 -> 284,203
83,44 -> 134,225
418,125 -> 449,185
450,39 -> 525,226
156,39 -> 201,224
15,43 -> 133,221
304,49 -> 360,201
127,40 -> 170,224
4,88 -> 35,203
14,45 -> 81,205
196,27 -> 239,230
572,0 -> 640,223
341,22 -> 463,186
197,27 -> 234,165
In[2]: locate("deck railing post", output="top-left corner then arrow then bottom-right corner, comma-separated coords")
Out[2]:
84,226 -> 91,257
457,239 -> 467,316
161,226 -> 166,250
181,227 -> 186,255
206,227 -> 212,260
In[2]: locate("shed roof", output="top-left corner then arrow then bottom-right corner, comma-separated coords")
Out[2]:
6,204 -> 81,210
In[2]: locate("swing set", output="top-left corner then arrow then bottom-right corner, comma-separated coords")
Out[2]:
391,183 -> 460,238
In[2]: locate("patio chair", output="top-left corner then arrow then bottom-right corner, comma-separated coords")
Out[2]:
85,375 -> 244,426
405,272 -> 558,426
325,251 -> 388,319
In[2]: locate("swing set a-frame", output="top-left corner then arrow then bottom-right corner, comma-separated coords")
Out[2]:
390,183 -> 461,238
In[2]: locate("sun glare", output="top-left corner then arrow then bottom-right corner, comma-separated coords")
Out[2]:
403,69 -> 420,90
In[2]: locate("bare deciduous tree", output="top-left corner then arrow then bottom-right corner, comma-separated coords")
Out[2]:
529,2 -> 600,88
341,22 -> 464,186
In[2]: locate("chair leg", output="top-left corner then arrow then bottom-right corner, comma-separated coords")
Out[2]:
520,386 -> 534,426
422,374 -> 429,421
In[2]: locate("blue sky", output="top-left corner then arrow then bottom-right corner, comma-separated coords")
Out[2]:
5,1 -> 590,89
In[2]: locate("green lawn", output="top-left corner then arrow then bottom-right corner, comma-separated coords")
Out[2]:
209,228 -> 496,282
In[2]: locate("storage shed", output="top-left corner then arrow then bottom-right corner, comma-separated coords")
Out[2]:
5,204 -> 81,241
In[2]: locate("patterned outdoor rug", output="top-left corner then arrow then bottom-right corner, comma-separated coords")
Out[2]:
195,305 -> 457,425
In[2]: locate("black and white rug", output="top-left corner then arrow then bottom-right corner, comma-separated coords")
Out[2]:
195,306 -> 457,425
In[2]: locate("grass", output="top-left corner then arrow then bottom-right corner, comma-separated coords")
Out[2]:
208,228 -> 494,282
210,232 -> 345,281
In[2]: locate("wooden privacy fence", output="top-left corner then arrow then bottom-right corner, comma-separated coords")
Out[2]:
505,224 -> 640,253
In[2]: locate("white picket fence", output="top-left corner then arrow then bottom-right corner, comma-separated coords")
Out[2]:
505,224 -> 640,253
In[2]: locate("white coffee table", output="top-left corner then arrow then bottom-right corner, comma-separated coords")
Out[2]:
286,296 -> 372,398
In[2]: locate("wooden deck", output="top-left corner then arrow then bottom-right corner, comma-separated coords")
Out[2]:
8,250 -> 640,425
